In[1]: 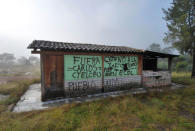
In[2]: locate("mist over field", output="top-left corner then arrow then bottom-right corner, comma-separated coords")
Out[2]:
0,0 -> 172,57
0,0 -> 195,130
0,53 -> 40,78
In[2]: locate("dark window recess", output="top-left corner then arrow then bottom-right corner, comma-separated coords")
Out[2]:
155,76 -> 161,79
143,58 -> 157,71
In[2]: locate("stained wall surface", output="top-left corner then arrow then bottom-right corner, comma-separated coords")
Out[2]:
41,52 -> 173,101
64,55 -> 142,97
41,54 -> 64,100
64,55 -> 102,97
103,56 -> 141,91
142,71 -> 171,87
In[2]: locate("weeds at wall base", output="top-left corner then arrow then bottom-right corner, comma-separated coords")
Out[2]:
0,78 -> 40,112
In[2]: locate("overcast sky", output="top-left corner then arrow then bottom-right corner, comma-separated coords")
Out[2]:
0,0 -> 172,57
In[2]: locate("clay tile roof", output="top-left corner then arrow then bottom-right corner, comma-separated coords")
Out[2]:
27,40 -> 144,54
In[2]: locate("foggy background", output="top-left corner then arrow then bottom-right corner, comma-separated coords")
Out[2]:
0,0 -> 172,58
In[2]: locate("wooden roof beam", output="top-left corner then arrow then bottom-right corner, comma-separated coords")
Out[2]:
31,49 -> 41,54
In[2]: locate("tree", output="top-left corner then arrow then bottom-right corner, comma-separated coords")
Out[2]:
163,0 -> 195,77
147,43 -> 173,54
28,56 -> 39,65
176,61 -> 188,72
17,57 -> 31,66
161,47 -> 174,54
147,43 -> 161,52
0,53 -> 16,68
147,43 -> 173,70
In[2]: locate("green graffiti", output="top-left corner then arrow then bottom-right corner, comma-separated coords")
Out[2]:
64,55 -> 102,80
64,55 -> 138,80
104,56 -> 138,78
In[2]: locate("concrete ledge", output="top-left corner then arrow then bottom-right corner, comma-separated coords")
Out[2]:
43,83 -> 184,106
13,83 -> 184,112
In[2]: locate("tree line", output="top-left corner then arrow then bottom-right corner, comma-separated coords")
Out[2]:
0,53 -> 40,75
147,43 -> 192,72
162,0 -> 195,77
0,53 -> 39,67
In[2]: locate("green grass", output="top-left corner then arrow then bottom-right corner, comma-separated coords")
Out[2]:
172,72 -> 195,85
0,73 -> 195,130
0,65 -> 40,77
0,78 -> 40,112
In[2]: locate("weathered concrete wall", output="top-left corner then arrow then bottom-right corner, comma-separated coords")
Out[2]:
64,55 -> 102,97
104,56 -> 138,77
64,55 -> 141,97
104,75 -> 141,91
64,79 -> 102,97
142,71 -> 171,87
103,56 -> 141,91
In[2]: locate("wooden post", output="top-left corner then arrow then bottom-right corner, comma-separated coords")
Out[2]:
40,53 -> 46,101
168,57 -> 172,72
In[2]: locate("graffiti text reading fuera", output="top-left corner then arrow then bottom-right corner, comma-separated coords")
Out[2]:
65,55 -> 102,80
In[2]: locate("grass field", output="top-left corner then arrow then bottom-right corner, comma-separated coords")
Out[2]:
0,78 -> 40,113
0,73 -> 195,131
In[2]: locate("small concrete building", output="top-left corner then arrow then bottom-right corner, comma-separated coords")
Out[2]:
28,40 -> 178,101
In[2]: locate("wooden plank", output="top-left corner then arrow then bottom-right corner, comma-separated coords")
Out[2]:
56,55 -> 64,88
31,50 -> 41,54
43,54 -> 50,88
40,53 -> 47,100
42,54 -> 64,89
49,55 -> 57,88
40,54 -> 44,88
43,55 -> 57,88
